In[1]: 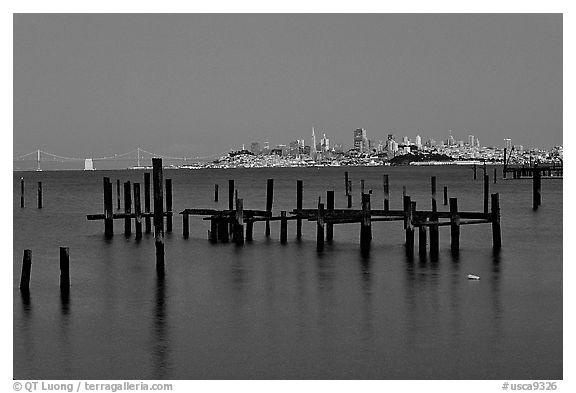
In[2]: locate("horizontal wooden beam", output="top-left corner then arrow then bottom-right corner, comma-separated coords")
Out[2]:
87,212 -> 172,220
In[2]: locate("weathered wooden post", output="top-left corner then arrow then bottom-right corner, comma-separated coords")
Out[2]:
533,166 -> 541,210
246,220 -> 254,242
235,199 -> 244,245
214,184 -> 219,202
347,180 -> 352,208
182,212 -> 189,239
152,158 -> 165,273
117,179 -> 121,210
134,183 -> 142,240
265,179 -> 274,237
60,247 -> 70,290
144,172 -> 151,233
317,198 -> 325,252
473,164 -> 477,180
491,193 -> 502,250
103,177 -> 113,237
228,180 -> 234,235
345,171 -> 349,196
449,198 -> 460,252
209,219 -> 218,243
296,180 -> 303,239
361,179 -> 365,195
494,167 -> 497,184
360,193 -> 372,253
20,249 -> 32,291
404,196 -> 414,257
326,190 -> 334,241
383,174 -> 390,211
20,177 -> 24,208
430,177 -> 439,257
124,181 -> 132,236
217,218 -> 229,243
165,179 -> 173,233
484,174 -> 489,214
402,185 -> 406,200
280,211 -> 287,244
37,182 -> 42,209
443,186 -> 448,206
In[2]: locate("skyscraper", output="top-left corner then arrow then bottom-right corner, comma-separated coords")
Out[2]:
415,135 -> 422,148
354,128 -> 368,152
468,135 -> 474,146
311,127 -> 317,159
320,133 -> 329,152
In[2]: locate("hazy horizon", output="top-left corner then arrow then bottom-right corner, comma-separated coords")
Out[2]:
14,14 -> 562,157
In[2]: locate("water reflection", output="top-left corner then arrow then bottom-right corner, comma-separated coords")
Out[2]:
20,289 -> 31,312
151,275 -> 169,379
358,252 -> 373,344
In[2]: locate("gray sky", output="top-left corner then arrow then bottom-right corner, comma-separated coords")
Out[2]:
14,13 -> 562,157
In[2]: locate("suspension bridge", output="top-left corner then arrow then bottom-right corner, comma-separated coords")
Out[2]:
13,148 -> 225,171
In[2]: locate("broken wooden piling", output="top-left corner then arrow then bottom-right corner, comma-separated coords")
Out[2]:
152,158 -> 165,273
37,182 -> 42,209
430,177 -> 439,257
533,166 -> 541,210
404,196 -> 414,256
144,172 -> 151,233
234,198 -> 244,245
317,199 -> 325,252
20,249 -> 32,291
20,177 -> 24,208
280,210 -> 287,244
347,180 -> 352,208
360,193 -> 371,253
326,190 -> 335,241
117,179 -> 121,210
443,186 -> 448,206
450,198 -> 460,251
383,174 -> 390,211
134,183 -> 142,240
265,179 -> 274,237
60,247 -> 70,290
296,180 -> 303,239
214,184 -> 219,202
484,174 -> 489,214
124,181 -> 132,236
166,179 -> 173,233
491,193 -> 502,250
103,177 -> 113,237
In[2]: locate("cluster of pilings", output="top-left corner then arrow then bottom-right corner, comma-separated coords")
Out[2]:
18,178 -> 43,209
87,158 -> 168,273
182,172 -> 501,256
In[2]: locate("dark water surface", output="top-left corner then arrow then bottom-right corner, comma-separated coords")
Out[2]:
13,166 -> 562,379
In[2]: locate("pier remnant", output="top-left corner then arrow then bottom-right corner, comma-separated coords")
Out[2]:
153,158 -> 165,273
296,180 -> 303,239
60,247 -> 70,290
214,184 -> 219,202
134,183 -> 142,239
166,179 -> 173,233
144,173 -> 151,233
104,177 -> 113,237
117,179 -> 121,210
20,250 -> 32,291
265,179 -> 274,237
316,199 -> 325,251
491,193 -> 502,250
37,182 -> 42,209
326,190 -> 335,241
383,174 -> 390,211
20,177 -> 24,208
443,186 -> 448,206
484,174 -> 489,214
360,193 -> 371,254
533,166 -> 542,210
280,210 -> 287,244
450,198 -> 460,252
124,181 -> 132,236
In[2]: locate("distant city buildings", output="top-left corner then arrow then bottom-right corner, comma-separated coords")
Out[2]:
353,128 -> 369,153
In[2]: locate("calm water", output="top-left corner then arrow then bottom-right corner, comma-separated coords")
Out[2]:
13,166 -> 562,379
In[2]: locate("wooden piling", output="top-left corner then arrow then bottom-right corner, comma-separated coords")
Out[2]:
144,172 -> 151,233
280,211 -> 287,244
20,249 -> 32,291
265,179 -> 274,237
166,179 -> 172,233
183,212 -> 189,239
345,171 -> 349,195
503,148 -> 507,178
235,198 -> 244,245
443,186 -> 448,206
360,193 -> 372,253
117,179 -> 121,210
317,199 -> 325,252
103,177 -> 113,237
246,220 -> 254,242
217,218 -> 229,243
361,179 -> 365,195
533,166 -> 541,210
383,174 -> 390,211
134,183 -> 142,239
152,158 -> 165,272
209,219 -> 218,243
484,174 -> 489,214
402,185 -> 406,200
404,196 -> 414,256
431,176 -> 437,212
491,193 -> 502,250
60,247 -> 70,290
430,179 -> 439,257
214,184 -> 219,202
449,198 -> 460,251
347,180 -> 352,208
326,190 -> 334,241
228,180 -> 234,211
494,167 -> 497,184
124,181 -> 132,236
20,177 -> 24,208
296,180 -> 303,239
473,164 -> 477,180
37,182 -> 42,209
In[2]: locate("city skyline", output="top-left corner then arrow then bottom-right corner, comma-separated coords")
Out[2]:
14,14 -> 562,157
